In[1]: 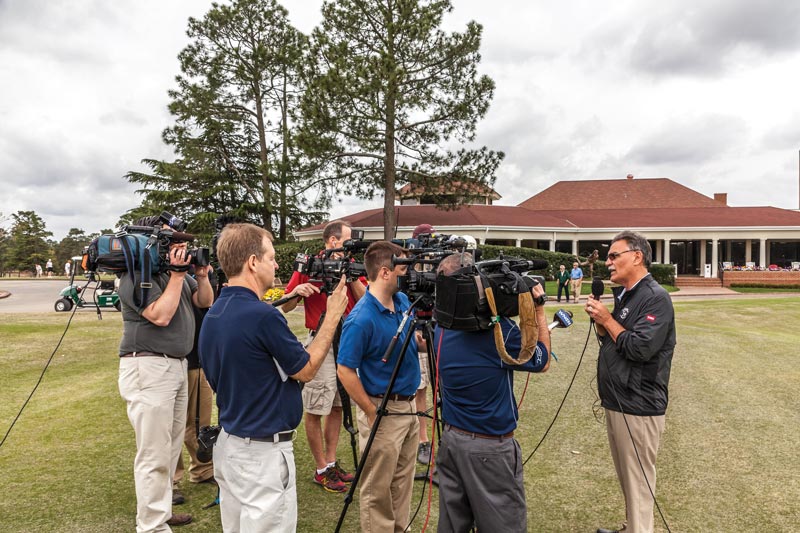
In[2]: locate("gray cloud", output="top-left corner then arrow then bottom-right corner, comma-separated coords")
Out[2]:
761,117 -> 800,151
0,1 -> 118,66
626,115 -> 748,166
585,0 -> 800,76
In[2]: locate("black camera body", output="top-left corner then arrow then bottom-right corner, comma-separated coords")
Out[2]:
434,254 -> 548,331
196,424 -> 221,464
293,231 -> 369,294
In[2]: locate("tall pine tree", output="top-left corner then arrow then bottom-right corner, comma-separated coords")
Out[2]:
301,0 -> 504,238
126,0 -> 324,240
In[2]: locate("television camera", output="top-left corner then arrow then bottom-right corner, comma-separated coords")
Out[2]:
291,229 -> 369,295
121,211 -> 210,271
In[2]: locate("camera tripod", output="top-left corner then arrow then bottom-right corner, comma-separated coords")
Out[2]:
335,296 -> 441,532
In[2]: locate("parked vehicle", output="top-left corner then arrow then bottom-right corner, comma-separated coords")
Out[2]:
54,257 -> 120,312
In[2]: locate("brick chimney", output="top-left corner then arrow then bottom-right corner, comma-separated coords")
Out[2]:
714,193 -> 728,205
626,174 -> 634,180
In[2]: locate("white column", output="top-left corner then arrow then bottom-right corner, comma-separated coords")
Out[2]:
711,239 -> 719,277
663,239 -> 671,264
760,238 -> 767,267
549,239 -> 555,252
655,240 -> 663,263
515,239 -> 522,248
700,239 -> 707,269
745,240 -> 752,263
572,240 -> 579,257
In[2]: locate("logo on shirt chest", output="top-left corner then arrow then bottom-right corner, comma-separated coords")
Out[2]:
619,307 -> 629,320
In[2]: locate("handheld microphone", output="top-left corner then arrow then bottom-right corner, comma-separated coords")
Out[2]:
548,309 -> 574,330
591,277 -> 605,300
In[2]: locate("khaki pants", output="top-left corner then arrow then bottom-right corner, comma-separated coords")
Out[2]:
605,409 -> 666,533
356,397 -> 419,533
214,429 -> 297,533
570,278 -> 583,302
174,368 -> 214,484
119,357 -> 188,533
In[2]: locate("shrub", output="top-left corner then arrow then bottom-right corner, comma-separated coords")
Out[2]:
274,239 -> 324,284
649,263 -> 675,285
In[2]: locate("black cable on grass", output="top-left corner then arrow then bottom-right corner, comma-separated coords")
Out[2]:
523,319 -> 592,465
0,298 -> 81,450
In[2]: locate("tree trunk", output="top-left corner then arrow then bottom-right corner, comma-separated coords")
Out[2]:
279,74 -> 289,241
383,7 -> 397,240
254,88 -> 273,234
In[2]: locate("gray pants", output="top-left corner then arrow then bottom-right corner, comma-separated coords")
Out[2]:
437,425 -> 527,533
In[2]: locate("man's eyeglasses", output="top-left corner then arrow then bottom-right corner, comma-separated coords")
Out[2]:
607,249 -> 638,261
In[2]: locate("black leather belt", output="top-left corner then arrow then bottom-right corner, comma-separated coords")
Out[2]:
445,424 -> 514,440
120,351 -> 182,359
372,393 -> 416,402
240,432 -> 295,443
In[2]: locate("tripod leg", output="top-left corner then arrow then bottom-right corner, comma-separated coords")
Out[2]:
335,316 -> 420,533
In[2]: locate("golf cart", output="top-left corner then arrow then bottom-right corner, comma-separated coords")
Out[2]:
54,256 -> 121,312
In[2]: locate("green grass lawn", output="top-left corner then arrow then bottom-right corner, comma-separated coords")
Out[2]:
1,297 -> 799,532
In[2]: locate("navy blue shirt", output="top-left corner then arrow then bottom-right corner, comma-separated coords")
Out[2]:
338,289 -> 420,396
435,318 -> 549,436
199,286 -> 310,438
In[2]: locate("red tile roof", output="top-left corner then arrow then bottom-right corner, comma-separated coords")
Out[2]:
518,177 -> 725,210
537,206 -> 800,228
301,204 -> 800,233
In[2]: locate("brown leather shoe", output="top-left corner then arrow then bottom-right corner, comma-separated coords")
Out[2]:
167,513 -> 193,527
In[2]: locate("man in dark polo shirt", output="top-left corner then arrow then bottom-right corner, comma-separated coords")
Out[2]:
199,223 -> 348,532
433,253 -> 552,533
117,215 -> 214,532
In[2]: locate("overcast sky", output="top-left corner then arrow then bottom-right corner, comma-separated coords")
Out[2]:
3,0 -> 800,239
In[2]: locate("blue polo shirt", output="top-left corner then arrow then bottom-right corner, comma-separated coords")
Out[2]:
571,267 -> 583,280
199,286 -> 309,438
435,318 -> 549,435
338,289 -> 420,397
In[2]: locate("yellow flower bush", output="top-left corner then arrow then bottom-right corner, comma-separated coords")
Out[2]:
263,287 -> 285,302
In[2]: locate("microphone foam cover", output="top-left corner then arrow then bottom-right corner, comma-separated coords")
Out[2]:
592,277 -> 605,299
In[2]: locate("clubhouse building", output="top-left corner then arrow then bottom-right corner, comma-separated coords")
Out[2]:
297,175 -> 800,279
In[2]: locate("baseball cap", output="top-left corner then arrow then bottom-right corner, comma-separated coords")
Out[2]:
412,223 -> 435,238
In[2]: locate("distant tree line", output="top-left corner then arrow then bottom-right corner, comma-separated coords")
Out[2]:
0,210 -> 110,277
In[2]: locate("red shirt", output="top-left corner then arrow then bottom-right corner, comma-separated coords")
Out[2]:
284,271 -> 364,330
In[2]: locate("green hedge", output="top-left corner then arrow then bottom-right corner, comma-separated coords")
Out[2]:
274,239 -> 324,284
649,263 -> 675,285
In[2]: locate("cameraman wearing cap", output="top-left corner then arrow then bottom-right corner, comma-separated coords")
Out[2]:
280,219 -> 366,493
199,223 -> 348,532
117,215 -> 214,532
434,252 -> 551,533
